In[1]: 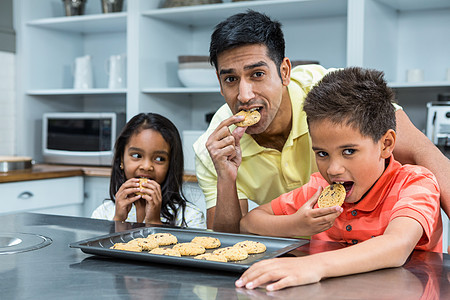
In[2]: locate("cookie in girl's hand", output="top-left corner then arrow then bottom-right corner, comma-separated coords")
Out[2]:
136,177 -> 148,196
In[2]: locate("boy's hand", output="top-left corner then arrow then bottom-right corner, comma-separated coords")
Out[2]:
236,256 -> 323,291
292,187 -> 343,236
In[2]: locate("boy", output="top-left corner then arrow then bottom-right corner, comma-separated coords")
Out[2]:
236,67 -> 442,291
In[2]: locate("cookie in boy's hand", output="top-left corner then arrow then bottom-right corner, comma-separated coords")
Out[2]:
318,183 -> 346,208
136,177 -> 148,196
234,109 -> 261,127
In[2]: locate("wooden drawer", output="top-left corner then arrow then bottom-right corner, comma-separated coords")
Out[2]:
0,177 -> 83,214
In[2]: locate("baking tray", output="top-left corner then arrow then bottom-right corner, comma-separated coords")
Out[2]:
69,226 -> 309,272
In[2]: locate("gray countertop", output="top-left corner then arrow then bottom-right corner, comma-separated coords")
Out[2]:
1,213 -> 449,299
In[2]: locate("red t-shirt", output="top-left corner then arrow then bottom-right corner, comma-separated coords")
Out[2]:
271,156 -> 442,252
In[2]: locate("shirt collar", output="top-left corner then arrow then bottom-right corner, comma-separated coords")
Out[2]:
240,82 -> 310,157
346,155 -> 401,212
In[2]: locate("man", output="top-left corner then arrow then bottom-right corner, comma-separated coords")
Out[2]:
193,10 -> 450,232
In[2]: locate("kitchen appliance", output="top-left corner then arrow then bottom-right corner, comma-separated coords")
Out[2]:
42,112 -> 126,166
426,101 -> 450,148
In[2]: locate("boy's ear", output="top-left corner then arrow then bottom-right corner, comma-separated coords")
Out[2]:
380,129 -> 396,159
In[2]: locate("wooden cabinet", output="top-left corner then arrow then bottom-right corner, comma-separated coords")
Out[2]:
14,0 -> 450,159
0,176 -> 84,216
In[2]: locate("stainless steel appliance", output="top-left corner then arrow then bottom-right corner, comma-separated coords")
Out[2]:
42,112 -> 125,166
426,101 -> 450,148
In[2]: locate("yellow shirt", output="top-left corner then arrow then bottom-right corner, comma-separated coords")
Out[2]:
193,64 -> 337,210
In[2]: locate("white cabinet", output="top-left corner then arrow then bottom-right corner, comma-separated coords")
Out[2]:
83,175 -> 110,217
14,0 -> 450,160
0,176 -> 84,216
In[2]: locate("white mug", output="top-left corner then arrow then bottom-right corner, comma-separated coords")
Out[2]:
73,55 -> 93,89
406,69 -> 424,83
107,54 -> 126,89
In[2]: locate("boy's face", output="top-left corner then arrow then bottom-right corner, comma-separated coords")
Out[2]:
216,44 -> 290,135
309,119 -> 393,204
122,129 -> 170,185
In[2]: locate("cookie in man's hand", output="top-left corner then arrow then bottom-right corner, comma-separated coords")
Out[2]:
234,109 -> 261,127
317,183 -> 346,208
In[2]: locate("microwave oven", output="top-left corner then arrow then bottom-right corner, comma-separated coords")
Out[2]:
42,112 -> 126,166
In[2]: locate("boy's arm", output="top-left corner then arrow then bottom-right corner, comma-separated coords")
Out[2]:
236,216 -> 423,291
240,189 -> 343,237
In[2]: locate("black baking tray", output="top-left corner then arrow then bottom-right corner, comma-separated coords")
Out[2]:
69,226 -> 309,272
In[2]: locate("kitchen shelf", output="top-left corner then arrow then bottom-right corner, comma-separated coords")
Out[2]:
26,12 -> 127,33
14,0 -> 450,162
142,87 -> 220,94
27,89 -> 127,96
142,0 -> 347,26
389,81 -> 450,89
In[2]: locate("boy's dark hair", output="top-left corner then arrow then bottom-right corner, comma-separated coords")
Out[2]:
109,113 -> 186,226
209,10 -> 285,77
303,67 -> 396,142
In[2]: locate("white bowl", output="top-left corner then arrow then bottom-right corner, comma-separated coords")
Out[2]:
177,56 -> 219,88
177,68 -> 219,88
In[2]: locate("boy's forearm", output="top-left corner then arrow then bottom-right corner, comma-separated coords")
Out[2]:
241,207 -> 308,237
316,217 -> 422,280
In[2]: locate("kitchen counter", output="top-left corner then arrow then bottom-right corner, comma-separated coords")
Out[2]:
0,164 -> 198,183
1,212 -> 449,299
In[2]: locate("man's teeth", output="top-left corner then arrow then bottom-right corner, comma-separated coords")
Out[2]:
335,182 -> 344,184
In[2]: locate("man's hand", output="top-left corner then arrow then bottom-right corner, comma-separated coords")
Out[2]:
205,114 -> 246,181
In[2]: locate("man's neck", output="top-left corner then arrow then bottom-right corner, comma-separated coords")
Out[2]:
251,88 -> 292,151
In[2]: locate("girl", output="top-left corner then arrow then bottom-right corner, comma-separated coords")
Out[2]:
92,113 -> 206,228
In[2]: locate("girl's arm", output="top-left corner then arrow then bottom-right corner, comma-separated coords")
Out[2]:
236,216 -> 423,291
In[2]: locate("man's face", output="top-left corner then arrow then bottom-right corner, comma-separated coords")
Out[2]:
216,44 -> 289,135
309,119 -> 390,204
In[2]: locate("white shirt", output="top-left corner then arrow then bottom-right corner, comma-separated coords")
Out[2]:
91,200 -> 206,229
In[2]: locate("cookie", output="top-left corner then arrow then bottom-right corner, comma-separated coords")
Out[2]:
213,246 -> 248,261
136,177 -> 148,196
233,240 -> 267,254
127,238 -> 159,251
235,109 -> 261,127
194,253 -> 228,262
147,233 -> 178,246
317,183 -> 346,208
110,242 -> 142,252
191,236 -> 221,249
149,247 -> 181,257
172,242 -> 206,256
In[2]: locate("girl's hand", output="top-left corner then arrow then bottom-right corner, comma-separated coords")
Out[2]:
113,178 -> 141,221
235,256 -> 323,291
291,187 -> 343,236
139,179 -> 163,224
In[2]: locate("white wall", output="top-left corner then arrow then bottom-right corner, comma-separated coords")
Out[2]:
0,51 -> 15,155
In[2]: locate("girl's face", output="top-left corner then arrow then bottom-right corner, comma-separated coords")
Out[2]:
309,119 -> 393,204
122,129 -> 170,184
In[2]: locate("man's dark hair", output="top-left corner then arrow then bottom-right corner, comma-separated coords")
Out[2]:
209,10 -> 285,76
303,67 -> 396,142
